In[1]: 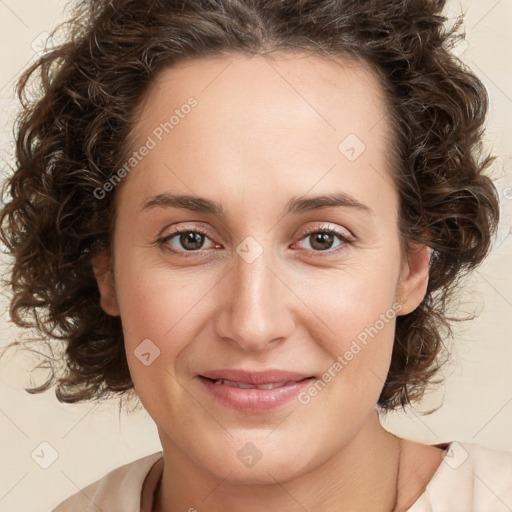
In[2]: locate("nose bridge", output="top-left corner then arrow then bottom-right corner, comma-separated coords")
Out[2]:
214,240 -> 294,351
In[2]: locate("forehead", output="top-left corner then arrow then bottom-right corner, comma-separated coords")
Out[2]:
135,51 -> 389,138
123,51 -> 396,215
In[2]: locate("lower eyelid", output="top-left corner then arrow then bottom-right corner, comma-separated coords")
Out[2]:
159,227 -> 352,255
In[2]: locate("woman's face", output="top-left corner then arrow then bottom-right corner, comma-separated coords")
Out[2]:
95,52 -> 430,483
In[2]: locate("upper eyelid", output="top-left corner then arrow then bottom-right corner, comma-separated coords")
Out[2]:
300,224 -> 352,238
160,223 -> 350,239
160,224 -> 352,250
162,225 -> 214,239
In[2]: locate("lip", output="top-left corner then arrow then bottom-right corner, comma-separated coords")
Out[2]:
198,369 -> 314,413
200,369 -> 312,385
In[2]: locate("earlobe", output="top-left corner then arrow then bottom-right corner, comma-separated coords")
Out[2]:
91,249 -> 120,317
396,243 -> 431,316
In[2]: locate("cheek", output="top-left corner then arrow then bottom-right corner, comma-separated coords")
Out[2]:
114,261 -> 217,382
300,261 -> 401,347
300,261 -> 401,398
295,283 -> 399,438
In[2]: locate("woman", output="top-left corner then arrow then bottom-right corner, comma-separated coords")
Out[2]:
1,0 -> 511,511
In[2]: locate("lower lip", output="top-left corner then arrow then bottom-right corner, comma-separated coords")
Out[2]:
198,376 -> 313,413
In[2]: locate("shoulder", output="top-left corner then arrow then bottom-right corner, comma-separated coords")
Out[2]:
408,441 -> 512,511
50,451 -> 163,512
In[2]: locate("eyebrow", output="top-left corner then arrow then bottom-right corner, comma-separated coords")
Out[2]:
140,191 -> 373,216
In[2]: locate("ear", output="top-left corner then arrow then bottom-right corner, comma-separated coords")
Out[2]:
396,242 -> 431,316
91,248 -> 120,316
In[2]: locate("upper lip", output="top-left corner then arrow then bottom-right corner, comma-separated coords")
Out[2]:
199,369 -> 313,385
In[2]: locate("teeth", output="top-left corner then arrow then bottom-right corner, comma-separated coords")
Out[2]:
216,379 -> 288,390
257,382 -> 287,389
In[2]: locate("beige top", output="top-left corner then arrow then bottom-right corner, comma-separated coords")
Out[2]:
50,441 -> 512,512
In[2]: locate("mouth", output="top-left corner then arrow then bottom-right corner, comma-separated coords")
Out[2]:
202,378 -> 311,390
197,370 -> 315,413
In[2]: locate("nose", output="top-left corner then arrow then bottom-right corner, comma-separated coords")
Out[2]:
213,243 -> 296,352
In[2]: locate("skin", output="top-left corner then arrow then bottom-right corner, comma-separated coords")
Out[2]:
93,51 -> 444,511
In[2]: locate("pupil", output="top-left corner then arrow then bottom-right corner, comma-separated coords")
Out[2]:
311,232 -> 333,251
181,232 -> 204,250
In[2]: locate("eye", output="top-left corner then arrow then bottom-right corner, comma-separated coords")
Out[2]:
155,224 -> 353,258
157,228 -> 219,255
296,225 -> 353,255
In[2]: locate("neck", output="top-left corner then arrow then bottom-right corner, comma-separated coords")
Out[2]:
153,410 -> 402,512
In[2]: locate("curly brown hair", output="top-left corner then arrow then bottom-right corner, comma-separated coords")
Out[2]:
0,0 -> 500,410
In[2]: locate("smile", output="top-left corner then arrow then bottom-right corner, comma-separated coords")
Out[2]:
198,370 -> 315,413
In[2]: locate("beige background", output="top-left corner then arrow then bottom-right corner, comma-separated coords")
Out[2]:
0,1 -> 511,511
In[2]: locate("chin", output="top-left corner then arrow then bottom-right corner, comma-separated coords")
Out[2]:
204,434 -> 319,484
210,454 -> 310,486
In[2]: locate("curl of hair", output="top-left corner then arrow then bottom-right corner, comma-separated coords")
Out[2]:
0,0 -> 499,409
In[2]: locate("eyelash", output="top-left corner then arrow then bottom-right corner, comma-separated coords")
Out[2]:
155,225 -> 353,258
